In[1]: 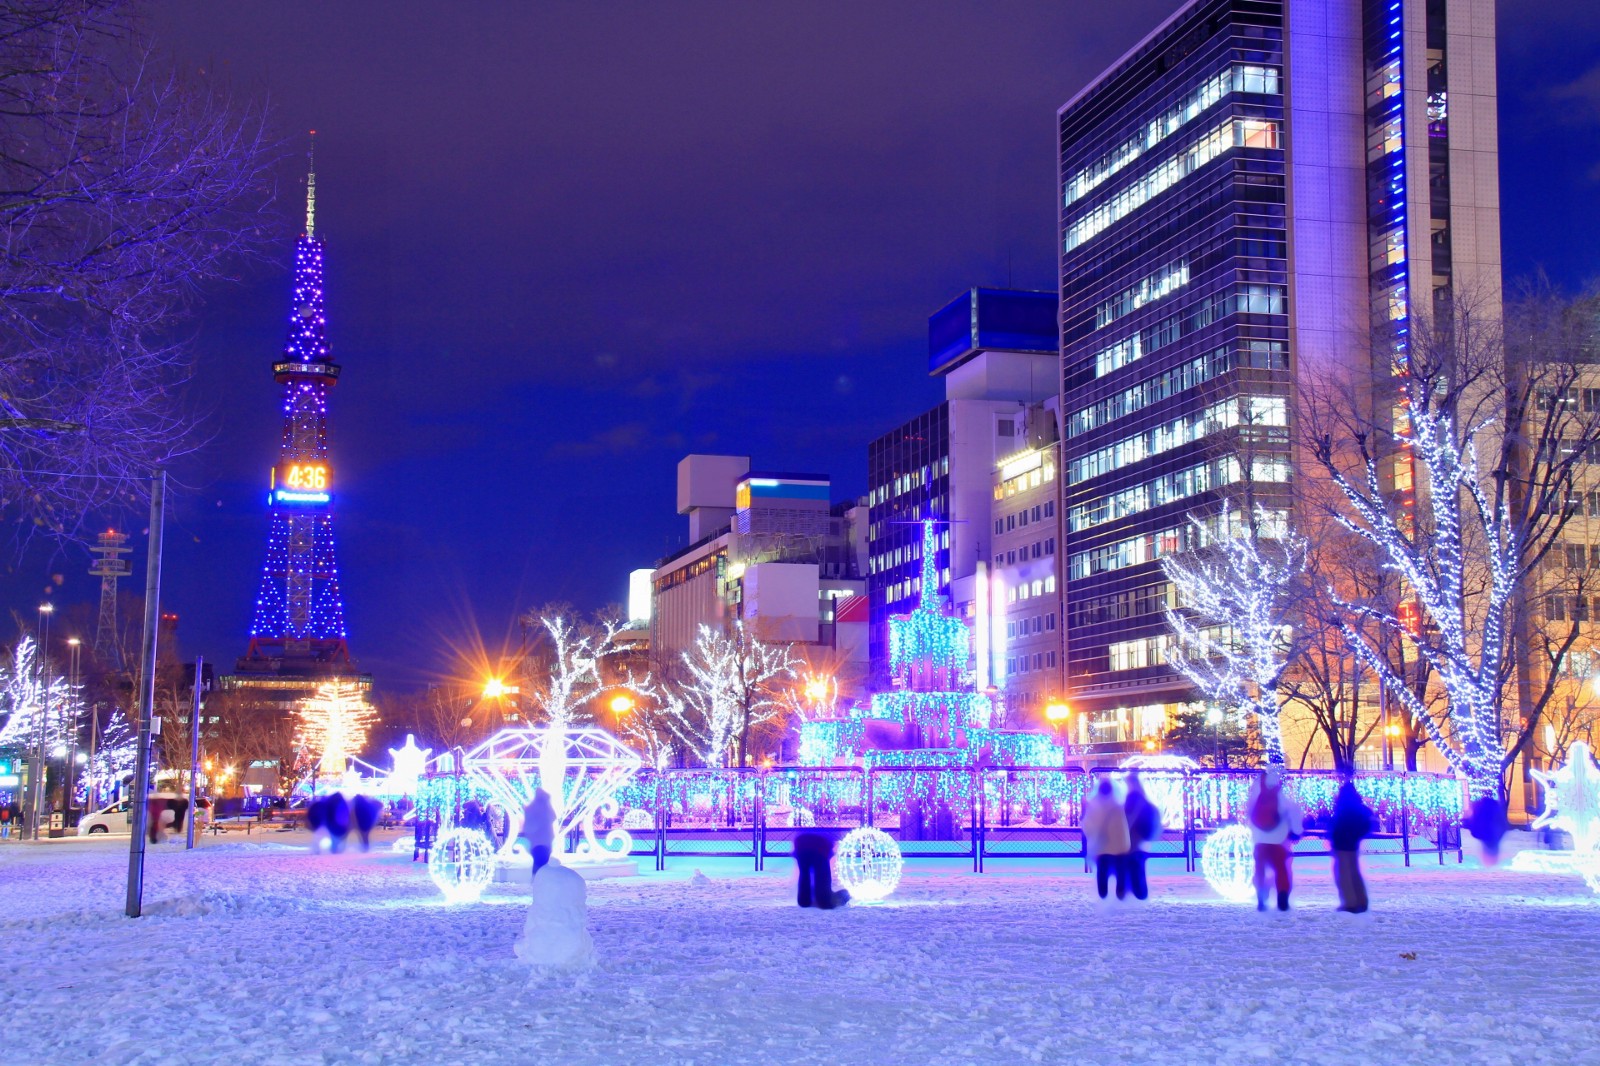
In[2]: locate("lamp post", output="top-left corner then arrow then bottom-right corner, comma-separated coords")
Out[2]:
29,602 -> 54,840
65,638 -> 81,824
1045,701 -> 1070,762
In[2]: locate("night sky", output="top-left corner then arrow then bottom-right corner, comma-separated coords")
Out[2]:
4,1 -> 1598,692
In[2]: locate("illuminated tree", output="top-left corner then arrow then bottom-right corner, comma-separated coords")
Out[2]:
518,608 -> 623,729
667,621 -> 795,768
1306,288 -> 1600,799
295,682 -> 375,778
1162,504 -> 1304,766
0,636 -> 72,751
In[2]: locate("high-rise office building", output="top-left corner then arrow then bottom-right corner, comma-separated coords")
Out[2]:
1056,0 -> 1499,754
866,288 -> 1058,685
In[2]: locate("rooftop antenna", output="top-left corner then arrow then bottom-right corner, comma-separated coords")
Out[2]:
305,130 -> 317,239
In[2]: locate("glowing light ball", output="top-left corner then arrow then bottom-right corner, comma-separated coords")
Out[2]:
391,835 -> 415,855
428,828 -> 497,904
1201,825 -> 1256,903
621,808 -> 653,830
834,827 -> 903,903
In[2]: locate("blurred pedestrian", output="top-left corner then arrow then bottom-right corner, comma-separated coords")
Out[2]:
1082,777 -> 1131,901
351,793 -> 381,851
1122,772 -> 1162,901
1330,779 -> 1373,913
1465,795 -> 1509,865
1246,767 -> 1303,912
522,788 -> 557,875
325,792 -> 352,853
792,831 -> 849,909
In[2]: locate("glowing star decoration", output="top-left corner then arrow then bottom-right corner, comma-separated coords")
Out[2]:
1121,754 -> 1199,828
295,681 -> 375,779
428,828 -> 497,904
463,726 -> 643,863
385,734 -> 432,797
834,827 -> 903,903
1531,741 -> 1600,854
1201,824 -> 1256,903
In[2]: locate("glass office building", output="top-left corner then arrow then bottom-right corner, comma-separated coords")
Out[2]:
1056,0 -> 1499,752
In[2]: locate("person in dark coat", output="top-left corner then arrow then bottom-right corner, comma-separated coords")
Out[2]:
1329,780 -> 1373,913
325,792 -> 352,852
1465,795 -> 1509,865
351,794 -> 381,851
792,831 -> 850,909
1122,773 -> 1161,902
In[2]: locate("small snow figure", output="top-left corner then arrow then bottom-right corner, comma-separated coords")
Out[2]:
351,794 -> 381,851
1247,767 -> 1303,912
1330,780 -> 1373,913
1123,772 -> 1161,901
1082,778 -> 1131,901
792,831 -> 849,909
521,788 -> 557,875
1465,795 -> 1509,866
514,860 -> 594,970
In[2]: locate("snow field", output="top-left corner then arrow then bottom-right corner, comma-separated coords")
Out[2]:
0,833 -> 1595,1065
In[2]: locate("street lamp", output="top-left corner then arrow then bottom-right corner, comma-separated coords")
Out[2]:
609,694 -> 635,716
29,603 -> 54,840
65,638 -> 81,824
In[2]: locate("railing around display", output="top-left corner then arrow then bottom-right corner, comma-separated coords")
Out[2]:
415,765 -> 1465,873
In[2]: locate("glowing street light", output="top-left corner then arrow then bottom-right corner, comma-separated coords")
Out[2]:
609,694 -> 635,716
482,677 -> 516,700
1044,702 -> 1070,723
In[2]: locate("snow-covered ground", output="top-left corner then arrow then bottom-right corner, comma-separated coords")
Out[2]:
1,830 -> 1595,1065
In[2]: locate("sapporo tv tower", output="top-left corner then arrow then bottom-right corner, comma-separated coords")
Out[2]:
227,136 -> 369,703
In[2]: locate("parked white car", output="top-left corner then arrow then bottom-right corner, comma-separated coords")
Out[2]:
77,799 -> 133,835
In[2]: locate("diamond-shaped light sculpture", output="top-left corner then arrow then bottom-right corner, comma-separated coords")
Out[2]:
462,726 -> 643,862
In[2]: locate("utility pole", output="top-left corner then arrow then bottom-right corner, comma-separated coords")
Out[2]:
126,472 -> 165,918
65,638 -> 82,822
187,655 -> 203,850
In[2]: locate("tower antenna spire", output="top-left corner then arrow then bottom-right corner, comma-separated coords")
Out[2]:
305,130 -> 317,239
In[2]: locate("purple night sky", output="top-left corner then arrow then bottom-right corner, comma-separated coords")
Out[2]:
2,1 -> 1596,691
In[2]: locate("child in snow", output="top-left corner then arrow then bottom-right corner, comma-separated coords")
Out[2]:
1246,767 -> 1303,912
521,788 -> 557,875
351,794 -> 381,851
1330,780 -> 1373,913
1081,778 -> 1131,900
1122,772 -> 1161,901
792,831 -> 849,909
325,792 -> 352,853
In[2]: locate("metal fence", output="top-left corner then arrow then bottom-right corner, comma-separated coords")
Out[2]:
418,765 -> 1465,872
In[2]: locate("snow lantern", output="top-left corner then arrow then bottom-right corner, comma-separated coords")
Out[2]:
835,826 -> 903,903
1201,824 -> 1256,903
428,828 -> 497,904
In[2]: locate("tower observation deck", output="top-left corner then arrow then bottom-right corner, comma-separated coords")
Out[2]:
233,137 -> 363,690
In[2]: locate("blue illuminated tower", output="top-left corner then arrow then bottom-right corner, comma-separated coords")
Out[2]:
239,140 -> 352,672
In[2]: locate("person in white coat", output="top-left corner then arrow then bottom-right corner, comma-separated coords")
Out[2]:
1245,766 -> 1303,912
1081,778 -> 1131,900
521,788 -> 558,874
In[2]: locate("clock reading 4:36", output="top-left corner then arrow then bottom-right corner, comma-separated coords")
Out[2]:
278,462 -> 330,490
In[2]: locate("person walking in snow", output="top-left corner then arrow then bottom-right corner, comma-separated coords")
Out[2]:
521,788 -> 558,875
1122,772 -> 1161,901
792,830 -> 849,909
1330,779 -> 1373,913
1246,767 -> 1303,912
1082,777 -> 1131,901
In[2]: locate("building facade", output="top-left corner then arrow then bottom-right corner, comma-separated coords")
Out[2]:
866,288 -> 1059,685
1056,0 -> 1499,756
650,455 -> 869,695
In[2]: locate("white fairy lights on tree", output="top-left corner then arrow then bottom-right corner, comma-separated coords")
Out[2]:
295,681 -> 375,778
521,612 -> 622,730
1313,385 -> 1517,799
668,621 -> 795,768
0,637 -> 71,750
1162,505 -> 1302,766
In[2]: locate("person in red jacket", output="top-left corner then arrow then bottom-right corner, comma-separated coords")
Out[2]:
1247,767 -> 1303,912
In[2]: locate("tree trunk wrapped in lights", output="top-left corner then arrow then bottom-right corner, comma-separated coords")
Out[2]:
1162,504 -> 1303,766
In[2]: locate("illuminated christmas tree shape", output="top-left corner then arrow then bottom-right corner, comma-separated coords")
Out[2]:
463,726 -> 643,862
1532,741 -> 1600,853
296,681 -> 375,778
